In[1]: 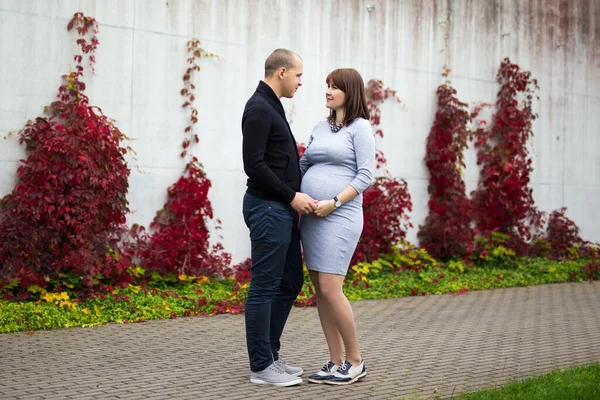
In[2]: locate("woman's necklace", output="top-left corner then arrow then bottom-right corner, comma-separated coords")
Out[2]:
329,118 -> 343,133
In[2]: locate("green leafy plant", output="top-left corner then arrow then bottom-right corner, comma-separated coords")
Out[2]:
544,207 -> 584,259
1,254 -> 595,333
457,363 -> 600,400
472,231 -> 518,268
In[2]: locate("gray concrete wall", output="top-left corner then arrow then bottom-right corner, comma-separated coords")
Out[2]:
1,0 -> 598,263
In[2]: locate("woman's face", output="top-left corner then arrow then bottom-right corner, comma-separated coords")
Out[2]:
325,82 -> 346,111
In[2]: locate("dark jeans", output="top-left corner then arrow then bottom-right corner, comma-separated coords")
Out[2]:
242,193 -> 304,372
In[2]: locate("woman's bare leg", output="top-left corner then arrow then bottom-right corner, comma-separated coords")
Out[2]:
309,270 -> 344,365
316,272 -> 361,365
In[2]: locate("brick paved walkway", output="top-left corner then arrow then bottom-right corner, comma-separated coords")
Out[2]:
1,281 -> 599,400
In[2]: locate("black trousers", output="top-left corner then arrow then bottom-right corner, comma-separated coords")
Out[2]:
242,193 -> 304,372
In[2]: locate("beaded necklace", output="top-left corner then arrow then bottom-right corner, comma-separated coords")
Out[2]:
329,118 -> 343,133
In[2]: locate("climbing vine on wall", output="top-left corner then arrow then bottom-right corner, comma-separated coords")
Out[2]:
0,13 -> 132,296
418,82 -> 473,260
2,10 -> 596,302
471,58 -> 546,255
136,39 -> 231,277
417,24 -> 475,260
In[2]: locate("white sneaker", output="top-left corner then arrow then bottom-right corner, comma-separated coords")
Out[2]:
274,358 -> 304,377
250,362 -> 303,386
307,361 -> 340,383
325,360 -> 367,385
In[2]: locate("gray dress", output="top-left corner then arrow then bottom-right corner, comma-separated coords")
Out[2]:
299,118 -> 375,275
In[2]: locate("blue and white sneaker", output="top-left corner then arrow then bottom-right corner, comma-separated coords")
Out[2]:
325,360 -> 367,385
307,361 -> 340,383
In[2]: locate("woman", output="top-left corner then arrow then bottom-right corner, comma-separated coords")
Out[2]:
299,68 -> 375,385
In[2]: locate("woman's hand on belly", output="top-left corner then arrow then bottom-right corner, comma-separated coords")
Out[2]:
313,199 -> 336,218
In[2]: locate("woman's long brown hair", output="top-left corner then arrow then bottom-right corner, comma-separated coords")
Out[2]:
326,68 -> 370,126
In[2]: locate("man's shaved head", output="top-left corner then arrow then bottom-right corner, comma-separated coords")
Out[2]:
264,48 -> 302,78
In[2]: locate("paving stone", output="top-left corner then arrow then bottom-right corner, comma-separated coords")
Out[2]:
0,281 -> 599,399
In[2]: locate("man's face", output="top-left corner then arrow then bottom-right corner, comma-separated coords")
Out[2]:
280,56 -> 303,98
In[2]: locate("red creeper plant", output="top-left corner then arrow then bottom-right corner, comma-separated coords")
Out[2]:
138,160 -> 231,276
231,257 -> 252,284
179,40 -> 219,159
418,83 -> 474,260
471,58 -> 545,254
544,207 -> 583,260
352,80 -> 412,265
138,39 -> 231,277
0,13 -> 132,293
581,250 -> 599,281
357,178 -> 412,264
418,22 -> 474,260
365,79 -> 401,172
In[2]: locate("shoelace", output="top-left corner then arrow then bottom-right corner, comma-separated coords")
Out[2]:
270,363 -> 285,374
336,362 -> 350,375
321,362 -> 333,372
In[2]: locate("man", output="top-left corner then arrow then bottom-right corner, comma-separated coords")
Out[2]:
241,49 -> 316,386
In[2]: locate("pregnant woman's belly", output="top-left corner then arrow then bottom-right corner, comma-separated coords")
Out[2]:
300,165 -> 356,200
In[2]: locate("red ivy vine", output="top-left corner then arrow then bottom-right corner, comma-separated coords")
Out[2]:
366,79 -> 401,172
0,13 -> 132,294
136,39 -> 231,277
419,57 -> 593,263
471,58 -> 545,254
544,207 -> 583,260
3,14 -> 595,302
418,83 -> 473,260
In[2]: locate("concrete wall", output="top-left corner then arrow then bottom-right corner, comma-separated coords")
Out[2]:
1,0 -> 599,263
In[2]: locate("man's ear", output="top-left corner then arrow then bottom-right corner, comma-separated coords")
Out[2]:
277,67 -> 287,80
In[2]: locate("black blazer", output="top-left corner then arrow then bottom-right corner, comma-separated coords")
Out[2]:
242,81 -> 301,204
